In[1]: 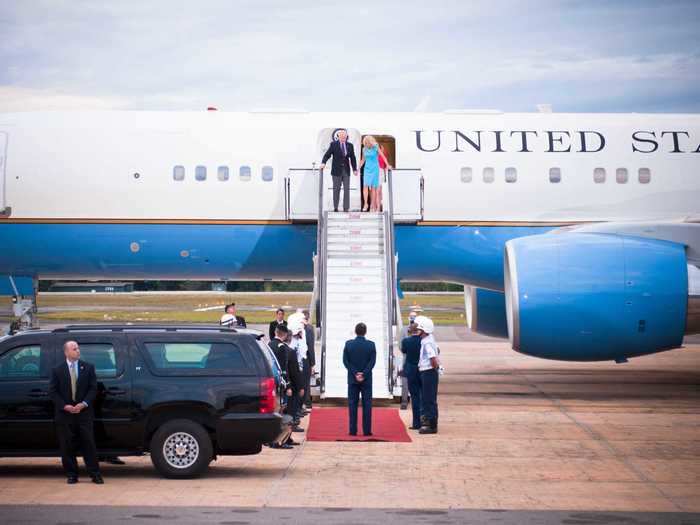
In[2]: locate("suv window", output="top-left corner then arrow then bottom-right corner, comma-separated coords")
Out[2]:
143,341 -> 254,376
79,343 -> 118,378
0,345 -> 45,379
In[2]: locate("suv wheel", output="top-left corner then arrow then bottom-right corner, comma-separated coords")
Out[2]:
150,419 -> 213,478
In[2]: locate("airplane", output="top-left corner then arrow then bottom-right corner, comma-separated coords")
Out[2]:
0,109 -> 698,367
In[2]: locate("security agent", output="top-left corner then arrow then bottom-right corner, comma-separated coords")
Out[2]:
415,316 -> 440,434
269,308 -> 287,340
48,340 -> 104,484
342,322 -> 377,436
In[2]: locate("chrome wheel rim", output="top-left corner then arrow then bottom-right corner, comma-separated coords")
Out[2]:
163,431 -> 199,469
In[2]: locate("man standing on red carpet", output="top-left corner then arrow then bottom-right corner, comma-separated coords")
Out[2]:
342,323 -> 376,436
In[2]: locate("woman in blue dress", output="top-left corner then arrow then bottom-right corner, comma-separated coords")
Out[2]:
360,135 -> 391,212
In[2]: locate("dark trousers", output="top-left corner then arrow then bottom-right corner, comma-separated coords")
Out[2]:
56,417 -> 100,478
286,389 -> 302,422
348,380 -> 372,435
302,359 -> 312,406
404,363 -> 422,428
420,368 -> 439,429
332,174 -> 350,211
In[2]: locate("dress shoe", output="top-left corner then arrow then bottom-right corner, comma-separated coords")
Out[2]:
279,443 -> 294,449
101,456 -> 125,465
419,426 -> 437,434
409,425 -> 421,430
91,474 -> 105,484
292,426 -> 304,433
348,432 -> 357,436
66,476 -> 78,484
364,432 -> 373,437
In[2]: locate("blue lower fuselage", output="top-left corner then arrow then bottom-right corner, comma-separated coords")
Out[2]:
0,224 -> 553,289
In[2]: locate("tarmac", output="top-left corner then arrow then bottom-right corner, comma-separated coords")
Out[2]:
0,338 -> 699,523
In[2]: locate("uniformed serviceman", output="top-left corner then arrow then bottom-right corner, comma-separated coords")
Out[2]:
400,322 -> 423,430
415,316 -> 440,434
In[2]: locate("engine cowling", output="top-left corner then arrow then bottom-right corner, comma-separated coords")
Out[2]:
504,233 -> 692,361
465,286 -> 508,338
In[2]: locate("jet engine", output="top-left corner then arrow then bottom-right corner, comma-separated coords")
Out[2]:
504,233 -> 698,361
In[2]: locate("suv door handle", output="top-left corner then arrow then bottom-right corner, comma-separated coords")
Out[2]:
28,389 -> 48,398
106,387 -> 126,396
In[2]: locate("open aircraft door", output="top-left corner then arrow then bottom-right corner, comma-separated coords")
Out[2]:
0,131 -> 8,218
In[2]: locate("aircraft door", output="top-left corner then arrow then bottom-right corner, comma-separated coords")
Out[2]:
317,128 -> 362,211
0,131 -> 8,217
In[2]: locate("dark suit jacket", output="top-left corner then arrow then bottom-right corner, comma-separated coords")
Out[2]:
342,336 -> 376,385
268,319 -> 287,340
322,140 -> 358,177
268,338 -> 289,376
286,346 -> 303,391
49,360 -> 97,422
304,324 -> 316,368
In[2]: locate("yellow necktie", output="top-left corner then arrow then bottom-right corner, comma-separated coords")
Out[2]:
69,363 -> 77,401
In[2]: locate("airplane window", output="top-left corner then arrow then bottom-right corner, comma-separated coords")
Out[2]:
240,166 -> 251,181
593,167 -> 606,183
505,167 -> 517,183
483,167 -> 495,183
638,168 -> 651,184
549,167 -> 561,183
195,166 -> 207,181
460,167 -> 472,183
616,168 -> 628,184
173,165 -> 185,181
217,166 -> 229,182
262,166 -> 274,182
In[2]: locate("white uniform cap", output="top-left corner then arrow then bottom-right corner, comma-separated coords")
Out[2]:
414,315 -> 434,334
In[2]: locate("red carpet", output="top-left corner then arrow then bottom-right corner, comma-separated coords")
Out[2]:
305,407 -> 412,442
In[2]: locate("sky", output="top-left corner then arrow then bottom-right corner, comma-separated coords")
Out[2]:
0,0 -> 699,113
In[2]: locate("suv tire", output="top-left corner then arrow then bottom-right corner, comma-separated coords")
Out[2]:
150,419 -> 213,478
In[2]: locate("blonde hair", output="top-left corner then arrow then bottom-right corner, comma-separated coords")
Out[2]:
362,135 -> 377,148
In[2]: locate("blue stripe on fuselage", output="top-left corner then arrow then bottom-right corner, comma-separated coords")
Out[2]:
0,223 -> 552,288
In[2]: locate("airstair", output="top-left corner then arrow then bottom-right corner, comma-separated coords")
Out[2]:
310,167 -> 402,400
321,211 -> 394,398
286,162 -> 423,400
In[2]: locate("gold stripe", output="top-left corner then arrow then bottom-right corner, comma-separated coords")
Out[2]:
416,220 -> 592,227
0,218 -> 294,225
0,217 -> 591,227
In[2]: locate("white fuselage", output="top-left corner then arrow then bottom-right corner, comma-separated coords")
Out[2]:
1,111 -> 698,224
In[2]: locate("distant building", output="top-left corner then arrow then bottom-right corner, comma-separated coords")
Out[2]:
48,282 -> 134,293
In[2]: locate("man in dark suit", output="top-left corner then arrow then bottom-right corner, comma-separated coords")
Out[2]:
342,323 -> 377,436
320,129 -> 358,212
48,340 -> 103,484
268,308 -> 287,340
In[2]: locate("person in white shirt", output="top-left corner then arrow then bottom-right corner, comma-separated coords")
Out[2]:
415,316 -> 440,434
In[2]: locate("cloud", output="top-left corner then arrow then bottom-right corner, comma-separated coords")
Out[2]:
0,0 -> 698,112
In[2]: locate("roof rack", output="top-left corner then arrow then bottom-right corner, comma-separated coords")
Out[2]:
52,324 -> 265,339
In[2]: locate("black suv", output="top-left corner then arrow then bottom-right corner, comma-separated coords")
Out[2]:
0,324 -> 286,478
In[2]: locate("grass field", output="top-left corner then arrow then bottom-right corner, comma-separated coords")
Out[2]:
3,292 -> 466,325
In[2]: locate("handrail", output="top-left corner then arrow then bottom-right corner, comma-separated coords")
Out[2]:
383,168 -> 400,395
320,209 -> 329,394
